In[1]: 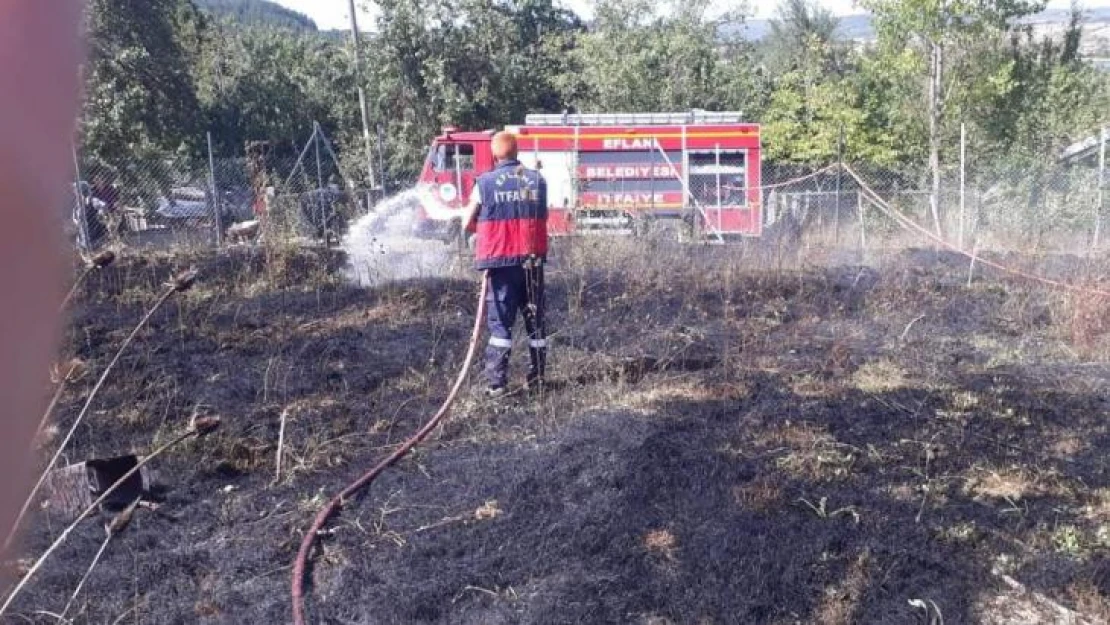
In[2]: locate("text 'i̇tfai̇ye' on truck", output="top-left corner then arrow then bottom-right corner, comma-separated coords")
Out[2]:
412,110 -> 762,244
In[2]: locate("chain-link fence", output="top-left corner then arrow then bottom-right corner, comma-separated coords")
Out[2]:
72,154 -> 222,252
72,125 -> 378,254
750,142 -> 1110,267
71,122 -> 1110,270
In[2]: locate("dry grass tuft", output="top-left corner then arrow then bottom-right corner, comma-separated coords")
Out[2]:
752,423 -> 857,482
1068,288 -> 1110,360
643,529 -> 679,562
949,390 -> 981,412
790,374 -> 839,398
815,550 -> 871,625
50,358 -> 87,384
851,359 -> 907,394
618,379 -> 749,409
731,476 -> 783,512
885,483 -> 918,503
754,422 -> 828,449
1068,580 -> 1110,622
966,468 -> 1036,501
1051,434 -> 1086,458
1082,489 -> 1110,523
964,466 -> 1072,503
934,521 -> 980,545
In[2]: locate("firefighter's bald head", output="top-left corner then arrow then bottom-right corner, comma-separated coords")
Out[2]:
491,131 -> 518,162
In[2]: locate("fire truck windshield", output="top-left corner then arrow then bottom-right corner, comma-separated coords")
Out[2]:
431,143 -> 475,172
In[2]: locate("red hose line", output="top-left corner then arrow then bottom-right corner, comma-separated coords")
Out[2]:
844,164 -> 1110,298
291,275 -> 489,625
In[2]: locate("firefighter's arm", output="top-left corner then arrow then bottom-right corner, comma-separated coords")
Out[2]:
463,185 -> 481,234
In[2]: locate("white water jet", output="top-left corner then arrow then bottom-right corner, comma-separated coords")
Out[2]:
342,188 -> 459,285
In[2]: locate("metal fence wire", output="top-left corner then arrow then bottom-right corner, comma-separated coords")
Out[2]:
72,125 -> 373,253
69,123 -> 1110,259
72,154 -> 222,251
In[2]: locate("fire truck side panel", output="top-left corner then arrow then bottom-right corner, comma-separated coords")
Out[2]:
517,149 -> 575,236
411,118 -> 762,240
511,123 -> 761,236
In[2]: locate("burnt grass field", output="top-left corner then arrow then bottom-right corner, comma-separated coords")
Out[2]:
9,237 -> 1110,624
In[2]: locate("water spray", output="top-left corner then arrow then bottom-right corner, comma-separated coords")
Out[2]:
342,189 -> 456,285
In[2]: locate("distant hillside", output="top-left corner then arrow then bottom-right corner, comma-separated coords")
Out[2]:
1019,6 -> 1110,25
736,6 -> 1110,45
733,14 -> 872,42
195,0 -> 317,31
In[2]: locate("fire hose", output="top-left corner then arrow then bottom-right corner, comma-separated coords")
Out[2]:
291,275 -> 490,625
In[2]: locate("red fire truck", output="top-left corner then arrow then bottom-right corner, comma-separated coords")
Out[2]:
412,111 -> 761,241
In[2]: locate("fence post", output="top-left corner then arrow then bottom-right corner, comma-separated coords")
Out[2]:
377,122 -> 387,199
207,132 -> 223,247
346,0 -> 377,206
313,121 -> 326,246
835,125 -> 843,245
858,190 -> 866,259
959,122 -> 967,250
1095,125 -> 1106,250
72,147 -> 90,253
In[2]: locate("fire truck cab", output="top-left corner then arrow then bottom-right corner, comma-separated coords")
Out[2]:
413,111 -> 761,241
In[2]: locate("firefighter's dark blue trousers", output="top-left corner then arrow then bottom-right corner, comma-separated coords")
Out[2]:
485,263 -> 546,389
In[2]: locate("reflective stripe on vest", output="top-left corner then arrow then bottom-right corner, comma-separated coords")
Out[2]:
475,160 -> 548,270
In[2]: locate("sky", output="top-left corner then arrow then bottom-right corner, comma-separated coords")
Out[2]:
273,0 -> 1105,32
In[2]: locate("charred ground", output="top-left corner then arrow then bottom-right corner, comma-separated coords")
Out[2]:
9,240 -> 1110,624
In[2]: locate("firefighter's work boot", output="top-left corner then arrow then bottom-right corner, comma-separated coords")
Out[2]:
526,339 -> 547,394
485,338 -> 511,393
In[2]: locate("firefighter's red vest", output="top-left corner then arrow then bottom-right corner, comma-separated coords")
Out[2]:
474,159 -> 548,270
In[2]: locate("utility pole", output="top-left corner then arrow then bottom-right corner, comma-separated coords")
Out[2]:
835,124 -> 843,245
959,122 -> 966,250
347,0 -> 377,210
927,0 -> 947,240
207,132 -> 223,246
377,123 -> 387,196
928,38 -> 943,239
1096,126 -> 1106,250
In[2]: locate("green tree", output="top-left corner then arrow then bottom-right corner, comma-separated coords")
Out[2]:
860,0 -> 1047,234
759,0 -> 872,168
196,22 -> 356,159
764,72 -> 857,164
966,9 -> 1109,241
81,0 -> 206,164
364,0 -> 582,181
761,0 -> 844,77
564,0 -> 740,113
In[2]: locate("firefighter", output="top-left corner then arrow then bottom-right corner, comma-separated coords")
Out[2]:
463,131 -> 548,396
